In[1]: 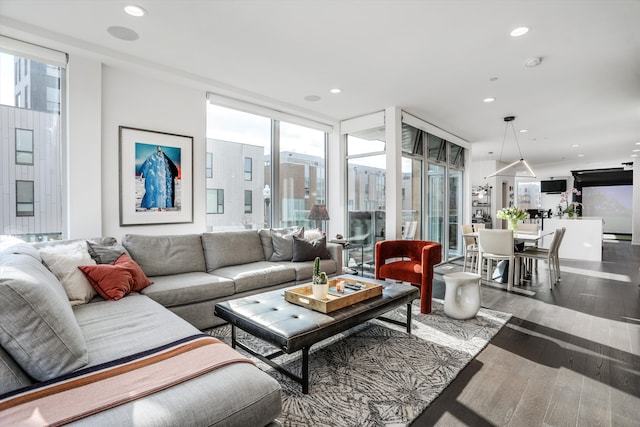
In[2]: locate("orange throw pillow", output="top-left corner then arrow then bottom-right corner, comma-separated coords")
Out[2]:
114,253 -> 153,292
78,265 -> 133,301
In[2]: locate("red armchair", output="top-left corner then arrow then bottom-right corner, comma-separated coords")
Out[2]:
375,240 -> 442,314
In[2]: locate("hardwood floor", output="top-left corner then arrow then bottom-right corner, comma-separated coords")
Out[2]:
412,241 -> 640,426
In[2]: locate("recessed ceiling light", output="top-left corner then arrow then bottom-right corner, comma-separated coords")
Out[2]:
330,88 -> 341,94
483,97 -> 495,103
124,5 -> 146,16
519,129 -> 528,133
636,142 -> 640,145
571,144 -> 580,148
510,27 -> 529,37
577,154 -> 585,157
304,95 -> 321,102
632,154 -> 638,157
633,149 -> 640,152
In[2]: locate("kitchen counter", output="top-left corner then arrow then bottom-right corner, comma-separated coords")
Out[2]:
542,217 -> 603,261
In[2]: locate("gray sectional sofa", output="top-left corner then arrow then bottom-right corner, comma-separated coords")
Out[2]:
0,229 -> 342,426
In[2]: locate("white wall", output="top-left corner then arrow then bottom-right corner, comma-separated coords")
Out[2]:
66,55 -> 102,238
101,65 -> 206,239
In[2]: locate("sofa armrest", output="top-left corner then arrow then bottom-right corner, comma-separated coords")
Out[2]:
326,242 -> 343,276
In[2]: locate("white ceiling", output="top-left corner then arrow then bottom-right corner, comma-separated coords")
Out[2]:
1,0 -> 639,172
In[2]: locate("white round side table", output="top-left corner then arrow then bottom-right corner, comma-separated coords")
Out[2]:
442,272 -> 482,320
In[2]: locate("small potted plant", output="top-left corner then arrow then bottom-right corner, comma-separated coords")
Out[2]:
312,257 -> 329,299
559,188 -> 582,218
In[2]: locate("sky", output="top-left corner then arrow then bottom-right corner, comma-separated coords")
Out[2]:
0,53 -> 15,105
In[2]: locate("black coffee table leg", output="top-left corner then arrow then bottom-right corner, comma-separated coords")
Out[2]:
377,301 -> 414,334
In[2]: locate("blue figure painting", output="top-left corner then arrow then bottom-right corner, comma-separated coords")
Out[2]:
136,143 -> 181,210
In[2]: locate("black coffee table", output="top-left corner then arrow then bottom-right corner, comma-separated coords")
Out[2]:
214,275 -> 419,393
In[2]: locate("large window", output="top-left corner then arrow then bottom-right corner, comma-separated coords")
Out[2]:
206,98 -> 328,231
1,41 -> 65,241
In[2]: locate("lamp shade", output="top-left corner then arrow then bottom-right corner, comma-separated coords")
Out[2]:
308,204 -> 330,221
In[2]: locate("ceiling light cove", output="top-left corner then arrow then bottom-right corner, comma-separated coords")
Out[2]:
330,88 -> 342,94
510,27 -> 529,37
483,97 -> 495,103
124,5 -> 147,17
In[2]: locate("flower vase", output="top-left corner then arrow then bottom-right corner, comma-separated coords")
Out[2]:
508,219 -> 519,233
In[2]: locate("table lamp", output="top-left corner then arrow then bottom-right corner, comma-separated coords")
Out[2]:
308,204 -> 330,231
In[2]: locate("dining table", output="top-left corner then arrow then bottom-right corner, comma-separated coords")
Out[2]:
463,229 -> 555,286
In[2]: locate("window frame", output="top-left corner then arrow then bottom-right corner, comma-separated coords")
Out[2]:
207,189 -> 224,214
15,128 -> 34,165
244,190 -> 253,213
16,180 -> 34,217
244,157 -> 253,181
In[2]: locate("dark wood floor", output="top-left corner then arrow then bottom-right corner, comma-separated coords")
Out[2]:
412,241 -> 640,426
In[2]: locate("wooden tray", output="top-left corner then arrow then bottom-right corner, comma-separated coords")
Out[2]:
284,278 -> 383,313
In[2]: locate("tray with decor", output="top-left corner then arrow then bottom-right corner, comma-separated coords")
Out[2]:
284,278 -> 383,313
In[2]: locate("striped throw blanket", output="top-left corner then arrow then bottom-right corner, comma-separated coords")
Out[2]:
0,334 -> 253,426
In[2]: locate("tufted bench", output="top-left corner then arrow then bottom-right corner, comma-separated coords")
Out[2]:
214,275 -> 419,393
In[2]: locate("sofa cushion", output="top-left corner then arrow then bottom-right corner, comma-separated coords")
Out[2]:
291,235 -> 331,262
79,264 -> 133,300
73,294 -> 203,368
38,241 -> 97,305
0,345 -> 32,395
0,253 -> 89,381
114,253 -> 153,292
0,236 -> 41,261
122,234 -> 206,276
270,231 -> 296,261
86,240 -> 126,264
257,227 -> 303,260
202,230 -> 266,272
278,257 -> 338,281
141,272 -> 235,307
212,261 -> 296,293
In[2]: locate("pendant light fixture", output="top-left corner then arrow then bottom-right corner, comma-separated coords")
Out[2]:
485,116 -> 536,178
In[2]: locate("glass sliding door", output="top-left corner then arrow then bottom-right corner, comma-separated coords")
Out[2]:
401,156 -> 422,239
426,162 -> 445,252
448,168 -> 463,258
346,131 -> 386,276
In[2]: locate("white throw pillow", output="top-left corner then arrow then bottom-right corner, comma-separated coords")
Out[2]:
39,241 -> 97,305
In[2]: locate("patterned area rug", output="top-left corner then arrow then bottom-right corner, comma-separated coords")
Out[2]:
207,299 -> 510,427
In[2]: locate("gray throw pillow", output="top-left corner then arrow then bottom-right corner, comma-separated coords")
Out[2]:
0,253 -> 89,381
291,235 -> 331,262
270,228 -> 304,262
86,240 -> 126,264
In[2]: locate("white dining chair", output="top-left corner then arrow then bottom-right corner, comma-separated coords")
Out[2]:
516,222 -> 540,272
461,224 -> 478,273
477,229 -> 515,291
516,227 -> 565,288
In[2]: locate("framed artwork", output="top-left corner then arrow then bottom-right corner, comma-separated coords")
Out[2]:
119,126 -> 193,226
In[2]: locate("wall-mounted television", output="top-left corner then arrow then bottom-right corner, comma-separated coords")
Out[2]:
540,179 -> 567,194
